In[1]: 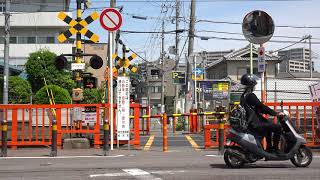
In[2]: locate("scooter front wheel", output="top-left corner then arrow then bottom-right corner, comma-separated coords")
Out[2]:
290,146 -> 313,167
224,148 -> 245,168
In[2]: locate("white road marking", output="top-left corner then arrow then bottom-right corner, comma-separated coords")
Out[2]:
0,154 -> 125,159
205,154 -> 222,157
90,173 -> 127,178
122,168 -> 162,180
150,170 -> 185,174
89,169 -> 186,178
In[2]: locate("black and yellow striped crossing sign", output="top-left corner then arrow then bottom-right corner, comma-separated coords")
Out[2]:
57,12 -> 99,43
112,53 -> 138,73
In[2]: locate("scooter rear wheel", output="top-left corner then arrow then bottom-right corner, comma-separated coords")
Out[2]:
224,148 -> 245,168
290,146 -> 313,167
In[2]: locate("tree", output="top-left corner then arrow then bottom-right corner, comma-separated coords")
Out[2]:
34,85 -> 71,104
25,49 -> 75,93
0,76 -> 32,104
82,88 -> 104,104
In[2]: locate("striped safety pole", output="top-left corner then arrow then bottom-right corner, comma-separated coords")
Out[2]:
1,119 -> 8,157
50,117 -> 57,157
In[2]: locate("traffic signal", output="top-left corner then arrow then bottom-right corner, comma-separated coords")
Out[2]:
83,76 -> 97,89
55,55 -> 68,70
89,55 -> 103,69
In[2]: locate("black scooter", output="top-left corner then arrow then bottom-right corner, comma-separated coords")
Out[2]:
224,110 -> 313,168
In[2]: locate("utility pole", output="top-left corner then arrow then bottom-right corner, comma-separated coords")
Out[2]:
160,20 -> 165,113
185,0 -> 196,113
3,0 -> 10,104
309,35 -> 312,78
174,0 -> 180,113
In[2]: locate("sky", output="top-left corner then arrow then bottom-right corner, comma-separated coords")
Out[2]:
70,0 -> 320,70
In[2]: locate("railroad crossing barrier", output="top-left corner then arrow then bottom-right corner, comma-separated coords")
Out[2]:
0,103 -> 146,154
204,102 -> 320,149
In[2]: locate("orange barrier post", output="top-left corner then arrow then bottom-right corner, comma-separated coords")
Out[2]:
94,106 -> 100,148
133,105 -> 140,149
56,108 -> 62,148
163,113 -> 168,152
11,109 -> 18,149
204,125 -> 210,149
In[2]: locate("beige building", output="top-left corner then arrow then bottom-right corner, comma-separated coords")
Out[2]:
206,45 -> 281,81
81,43 -> 108,87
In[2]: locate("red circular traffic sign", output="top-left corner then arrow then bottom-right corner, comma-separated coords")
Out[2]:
100,8 -> 122,32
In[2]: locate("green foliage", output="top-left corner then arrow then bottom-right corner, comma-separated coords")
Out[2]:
0,76 -> 32,104
25,49 -> 75,93
34,85 -> 71,104
82,88 -> 104,104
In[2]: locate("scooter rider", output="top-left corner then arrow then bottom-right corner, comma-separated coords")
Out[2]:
240,74 -> 284,153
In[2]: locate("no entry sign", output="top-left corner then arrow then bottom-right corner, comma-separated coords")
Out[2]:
100,8 -> 122,32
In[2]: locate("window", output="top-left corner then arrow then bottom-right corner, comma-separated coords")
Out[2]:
27,37 -> 36,44
9,37 -> 17,44
37,37 -> 55,44
0,3 -> 5,12
150,86 -> 162,93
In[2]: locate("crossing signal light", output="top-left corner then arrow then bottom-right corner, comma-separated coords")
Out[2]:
55,55 -> 68,70
89,55 -> 103,69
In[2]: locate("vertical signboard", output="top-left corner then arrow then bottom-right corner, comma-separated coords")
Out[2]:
117,76 -> 130,140
257,47 -> 265,73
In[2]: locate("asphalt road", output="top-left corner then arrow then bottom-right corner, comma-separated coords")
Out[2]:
1,150 -> 320,180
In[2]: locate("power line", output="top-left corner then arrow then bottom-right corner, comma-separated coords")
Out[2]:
197,19 -> 320,29
195,35 -> 320,44
272,38 -> 306,53
197,30 -> 320,40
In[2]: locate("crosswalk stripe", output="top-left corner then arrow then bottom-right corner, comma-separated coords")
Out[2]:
144,135 -> 155,151
122,168 -> 162,180
185,135 -> 200,151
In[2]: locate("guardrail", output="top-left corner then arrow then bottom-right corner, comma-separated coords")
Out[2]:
0,103 -> 147,150
204,102 -> 320,149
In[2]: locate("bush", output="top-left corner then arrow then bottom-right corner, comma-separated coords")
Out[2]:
25,49 -> 75,93
0,76 -> 32,104
82,88 -> 104,104
34,85 -> 71,104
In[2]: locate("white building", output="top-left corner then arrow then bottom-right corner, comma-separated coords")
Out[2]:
278,48 -> 313,73
0,0 -> 73,69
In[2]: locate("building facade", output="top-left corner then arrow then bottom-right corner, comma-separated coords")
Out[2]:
135,58 -> 186,113
206,45 -> 281,81
196,50 -> 234,67
0,0 -> 72,69
278,48 -> 313,73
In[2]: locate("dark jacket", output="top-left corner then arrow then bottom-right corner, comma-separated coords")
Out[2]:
240,91 -> 277,128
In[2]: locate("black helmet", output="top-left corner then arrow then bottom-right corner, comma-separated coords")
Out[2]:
240,74 -> 258,87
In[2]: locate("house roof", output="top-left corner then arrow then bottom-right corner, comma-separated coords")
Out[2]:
206,44 -> 281,70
